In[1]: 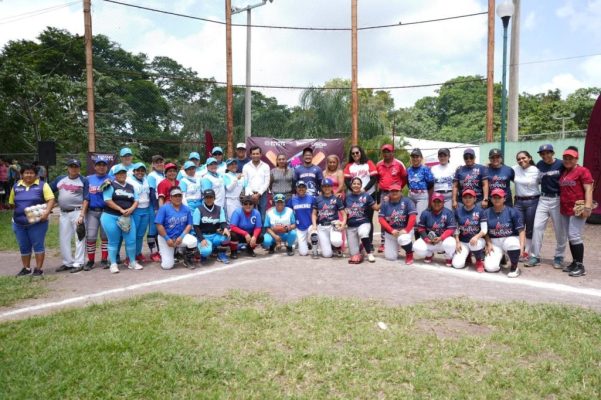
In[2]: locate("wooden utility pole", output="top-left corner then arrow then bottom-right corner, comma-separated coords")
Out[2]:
83,0 -> 96,152
351,0 -> 358,146
485,0 -> 495,143
508,0 -> 520,142
225,0 -> 234,158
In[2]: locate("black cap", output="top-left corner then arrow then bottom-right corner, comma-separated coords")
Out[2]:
203,189 -> 216,198
66,159 -> 81,167
151,155 -> 164,163
438,148 -> 450,156
489,148 -> 502,157
410,148 -> 422,157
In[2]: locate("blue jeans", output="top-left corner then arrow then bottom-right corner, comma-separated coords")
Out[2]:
263,230 -> 297,248
100,213 -> 137,264
514,197 -> 539,239
13,221 -> 49,256
198,233 -> 228,258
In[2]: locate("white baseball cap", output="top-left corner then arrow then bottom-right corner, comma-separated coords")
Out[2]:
236,142 -> 246,150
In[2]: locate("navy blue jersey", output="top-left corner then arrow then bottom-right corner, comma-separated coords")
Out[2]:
455,204 -> 487,243
379,197 -> 417,230
345,192 -> 375,227
487,165 -> 514,200
313,194 -> 344,224
418,208 -> 456,236
537,159 -> 563,196
485,206 -> 524,238
454,164 -> 488,201
407,165 -> 434,191
293,165 -> 323,196
289,194 -> 315,230
86,174 -> 108,209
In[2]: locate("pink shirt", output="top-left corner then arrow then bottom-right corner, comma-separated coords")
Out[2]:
559,165 -> 593,216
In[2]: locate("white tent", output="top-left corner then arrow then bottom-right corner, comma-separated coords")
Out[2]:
398,137 -> 481,169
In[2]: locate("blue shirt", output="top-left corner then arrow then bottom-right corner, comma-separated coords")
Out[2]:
455,204 -> 487,243
289,194 -> 315,231
487,165 -> 514,201
379,197 -> 417,230
236,158 -> 250,174
155,203 -> 193,239
264,207 -> 296,228
230,208 -> 262,233
345,192 -> 375,227
86,174 -> 108,209
454,164 -> 488,201
313,195 -> 344,225
407,165 -> 434,191
537,159 -> 563,196
293,165 -> 323,196
418,208 -> 456,236
485,206 -> 524,238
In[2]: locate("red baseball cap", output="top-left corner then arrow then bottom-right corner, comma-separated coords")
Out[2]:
389,184 -> 402,191
164,163 -> 178,172
491,188 -> 506,198
462,189 -> 477,198
562,149 -> 578,158
431,193 -> 445,203
381,144 -> 394,152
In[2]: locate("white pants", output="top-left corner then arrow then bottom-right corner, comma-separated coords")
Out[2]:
531,196 -> 566,258
157,234 -> 198,270
297,229 -> 310,256
451,238 -> 485,269
484,236 -> 520,272
409,191 -> 429,222
383,232 -> 413,261
225,197 -> 241,222
346,223 -> 372,256
60,209 -> 85,267
413,237 -> 456,259
317,224 -> 343,258
560,214 -> 586,245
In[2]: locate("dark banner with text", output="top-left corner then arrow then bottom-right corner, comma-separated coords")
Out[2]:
246,138 -> 345,169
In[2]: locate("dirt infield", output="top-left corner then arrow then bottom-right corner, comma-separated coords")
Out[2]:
1,224 -> 600,321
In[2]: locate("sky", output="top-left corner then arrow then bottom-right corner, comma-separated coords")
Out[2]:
1,0 -> 600,109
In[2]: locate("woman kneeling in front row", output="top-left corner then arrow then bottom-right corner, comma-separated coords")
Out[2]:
452,189 -> 488,272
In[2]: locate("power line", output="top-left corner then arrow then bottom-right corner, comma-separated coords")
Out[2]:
514,52 -> 601,66
0,1 -> 79,25
102,0 -> 487,31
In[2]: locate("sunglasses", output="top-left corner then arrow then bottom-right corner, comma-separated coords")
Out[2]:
463,155 -> 475,159
243,201 -> 253,205
171,194 -> 183,197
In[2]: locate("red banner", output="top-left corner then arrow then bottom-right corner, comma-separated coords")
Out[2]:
246,137 -> 345,169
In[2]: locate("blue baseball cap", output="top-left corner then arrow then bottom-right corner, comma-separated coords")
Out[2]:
94,158 -> 108,165
226,158 -> 238,166
66,159 -> 81,167
113,165 -> 127,174
183,161 -> 196,170
211,146 -> 224,155
273,193 -> 286,202
132,162 -> 146,171
188,151 -> 201,160
119,147 -> 133,157
206,157 -> 218,165
296,180 -> 307,187
538,144 -> 554,153
322,178 -> 334,186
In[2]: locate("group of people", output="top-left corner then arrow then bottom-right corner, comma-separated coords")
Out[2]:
7,141 -> 594,279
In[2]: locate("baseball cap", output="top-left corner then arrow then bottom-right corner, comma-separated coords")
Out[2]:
438,148 -> 450,156
188,151 -> 200,160
183,161 -> 196,170
132,162 -> 146,171
410,148 -> 422,157
489,148 -> 502,158
322,178 -> 334,186
226,158 -> 238,166
211,146 -> 224,155
462,189 -> 477,198
463,148 -> 476,156
119,147 -> 133,157
203,189 -> 216,198
381,144 -> 394,152
295,180 -> 307,187
164,163 -> 177,172
241,195 -> 254,204
206,157 -> 218,165
236,142 -> 246,150
112,165 -> 127,174
563,149 -> 579,158
431,193 -> 445,202
94,158 -> 108,165
66,159 -> 81,167
273,193 -> 286,202
169,186 -> 183,196
151,155 -> 164,163
491,188 -> 506,198
389,184 -> 402,191
538,144 -> 554,153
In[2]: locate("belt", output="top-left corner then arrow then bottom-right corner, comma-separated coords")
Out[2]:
61,207 -> 82,213
409,189 -> 427,193
541,193 -> 559,198
515,195 -> 540,201
89,207 -> 103,212
435,190 -> 452,193
319,221 -> 332,226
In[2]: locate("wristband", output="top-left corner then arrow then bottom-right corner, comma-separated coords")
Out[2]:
163,235 -> 170,241
179,233 -> 185,239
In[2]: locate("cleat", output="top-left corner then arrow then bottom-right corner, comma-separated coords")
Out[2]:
424,256 -> 433,264
84,261 -> 95,271
150,252 -> 162,262
405,252 -> 414,265
475,259 -> 484,273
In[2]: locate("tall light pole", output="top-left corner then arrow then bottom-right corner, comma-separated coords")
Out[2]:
496,1 -> 514,158
232,0 -> 273,140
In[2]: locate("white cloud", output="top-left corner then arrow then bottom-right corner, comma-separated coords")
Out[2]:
556,0 -> 601,38
523,11 -> 536,30
524,73 -> 585,97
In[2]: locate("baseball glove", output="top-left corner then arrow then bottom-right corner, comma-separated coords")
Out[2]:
117,215 -> 131,233
271,224 -> 287,234
574,200 -> 598,217
76,221 -> 86,241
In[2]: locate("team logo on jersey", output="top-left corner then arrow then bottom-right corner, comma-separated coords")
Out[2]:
250,216 -> 257,224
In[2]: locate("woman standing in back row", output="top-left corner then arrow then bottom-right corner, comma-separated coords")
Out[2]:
512,151 -> 539,259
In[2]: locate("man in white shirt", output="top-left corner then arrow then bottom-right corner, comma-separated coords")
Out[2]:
242,145 -> 270,220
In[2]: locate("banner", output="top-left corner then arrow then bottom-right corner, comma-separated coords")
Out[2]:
86,152 -> 117,176
246,137 -> 345,169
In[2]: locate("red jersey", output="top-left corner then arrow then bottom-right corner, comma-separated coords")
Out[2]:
559,165 -> 593,216
376,158 -> 407,191
157,179 -> 179,204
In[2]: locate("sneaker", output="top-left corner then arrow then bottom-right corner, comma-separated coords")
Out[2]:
230,251 -> 238,260
286,246 -> 294,256
377,244 -> 385,253
405,252 -> 414,265
334,248 -> 343,258
70,266 -> 84,273
424,256 -> 433,264
56,264 -> 73,272
552,256 -> 564,270
562,261 -> 576,273
109,263 -> 119,274
268,244 -> 276,254
150,252 -> 162,263
475,259 -> 484,273
135,254 -> 148,263
200,256 -> 209,265
247,247 -> 256,257
32,268 -> 44,277
525,256 -> 540,267
216,252 -> 230,264
508,267 -> 521,278
445,258 -> 452,267
568,262 -> 586,277
500,255 -> 508,267
84,261 -> 95,271
128,262 -> 143,271
16,267 -> 31,276
100,259 -> 109,269
184,258 -> 196,269
367,253 -> 376,263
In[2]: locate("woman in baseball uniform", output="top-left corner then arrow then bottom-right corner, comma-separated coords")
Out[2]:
377,184 -> 416,265
224,159 -> 244,222
452,189 -> 488,272
127,162 -> 154,264
311,178 -> 346,259
413,193 -> 457,265
345,177 -> 378,263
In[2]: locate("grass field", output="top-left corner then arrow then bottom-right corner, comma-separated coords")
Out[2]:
1,292 -> 600,399
0,276 -> 49,307
0,211 -> 59,251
